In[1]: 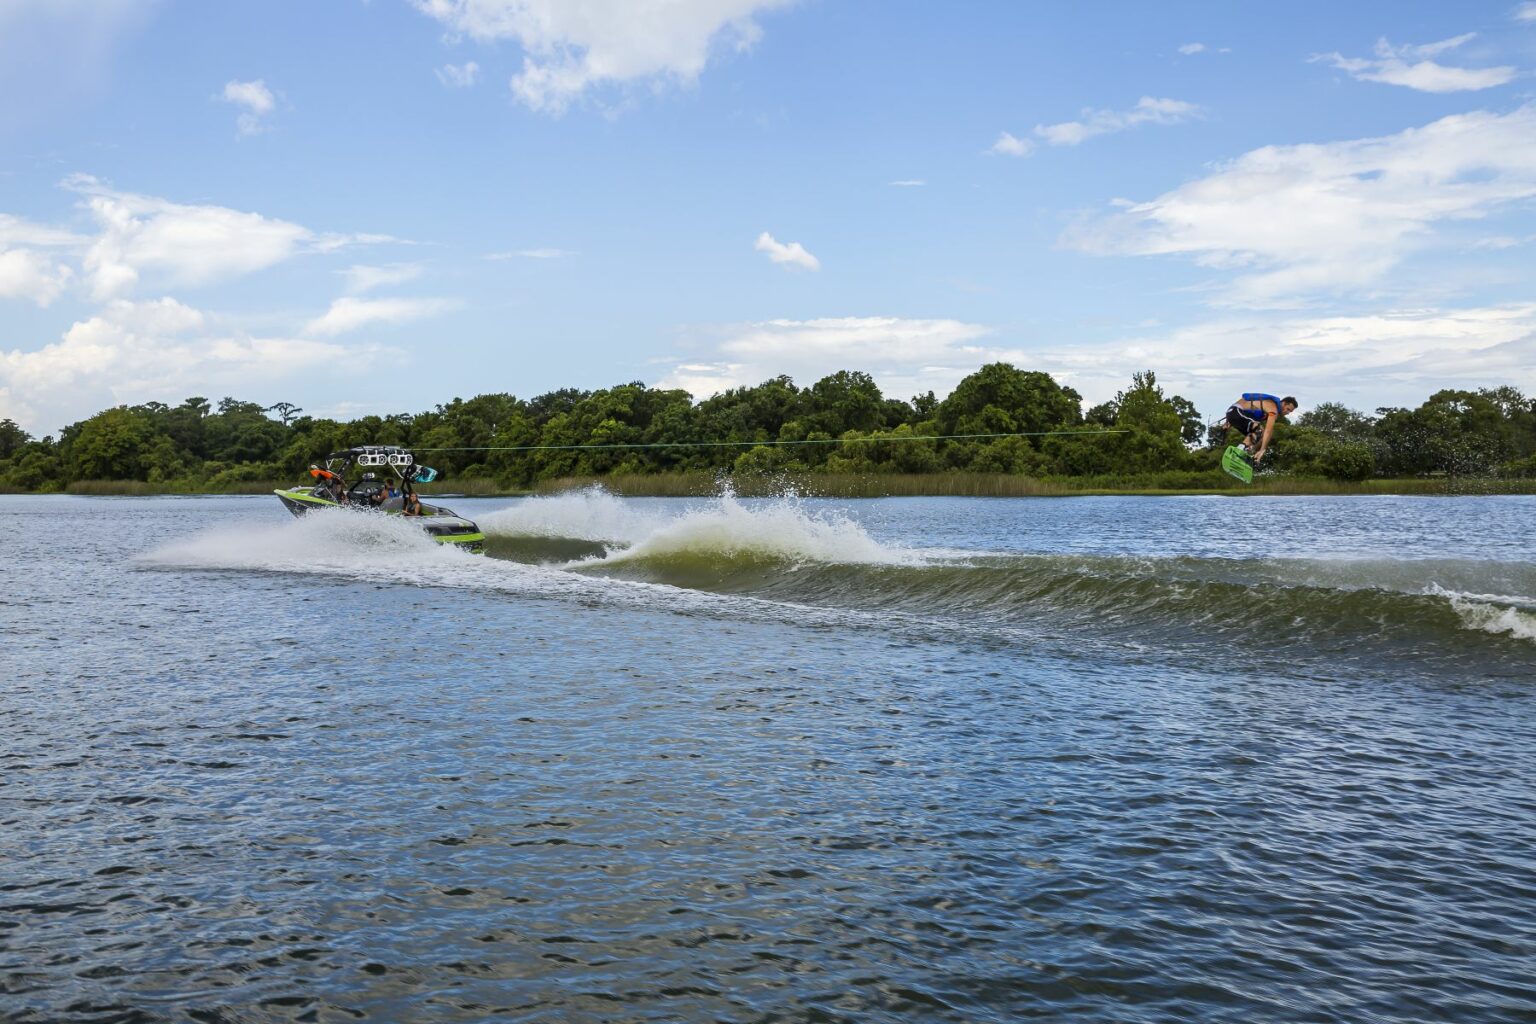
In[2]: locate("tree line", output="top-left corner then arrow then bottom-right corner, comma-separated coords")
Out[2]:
2,363 -> 1534,491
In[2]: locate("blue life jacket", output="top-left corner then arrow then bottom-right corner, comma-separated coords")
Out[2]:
1238,393 -> 1282,420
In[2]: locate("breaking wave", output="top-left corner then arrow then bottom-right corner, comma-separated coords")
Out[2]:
483,487 -> 922,568
1439,587 -> 1536,642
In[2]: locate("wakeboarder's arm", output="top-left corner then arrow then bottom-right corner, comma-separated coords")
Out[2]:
1255,402 -> 1278,461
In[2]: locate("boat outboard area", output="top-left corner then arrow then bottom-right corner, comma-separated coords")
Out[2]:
273,445 -> 485,552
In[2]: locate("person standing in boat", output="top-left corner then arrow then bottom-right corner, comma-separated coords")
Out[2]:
1225,392 -> 1297,464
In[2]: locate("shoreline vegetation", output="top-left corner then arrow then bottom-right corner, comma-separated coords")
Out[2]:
6,473 -> 1534,499
4,363 -> 1535,498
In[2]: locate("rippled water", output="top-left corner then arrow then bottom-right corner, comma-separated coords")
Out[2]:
4,491 -> 1535,1023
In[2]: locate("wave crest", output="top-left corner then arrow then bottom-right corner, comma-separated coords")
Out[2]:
482,488 -> 918,568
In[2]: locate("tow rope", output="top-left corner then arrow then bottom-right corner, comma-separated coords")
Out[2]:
415,429 -> 1128,454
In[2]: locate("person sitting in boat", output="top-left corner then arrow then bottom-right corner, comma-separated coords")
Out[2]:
309,466 -> 348,504
365,474 -> 389,509
402,490 -> 424,517
1225,392 -> 1297,464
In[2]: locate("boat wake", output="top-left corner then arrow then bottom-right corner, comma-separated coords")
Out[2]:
140,490 -> 1536,675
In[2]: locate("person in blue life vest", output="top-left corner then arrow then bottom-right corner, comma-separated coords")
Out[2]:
1225,393 -> 1298,464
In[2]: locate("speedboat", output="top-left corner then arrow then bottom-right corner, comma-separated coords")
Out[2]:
274,445 -> 486,552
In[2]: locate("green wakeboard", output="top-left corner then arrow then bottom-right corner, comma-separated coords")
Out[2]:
1221,445 -> 1254,484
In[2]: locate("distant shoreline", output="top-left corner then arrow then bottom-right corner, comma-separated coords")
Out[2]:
5,473 -> 1534,499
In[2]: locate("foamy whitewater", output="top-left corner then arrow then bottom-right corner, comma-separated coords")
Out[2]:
479,487 -> 924,566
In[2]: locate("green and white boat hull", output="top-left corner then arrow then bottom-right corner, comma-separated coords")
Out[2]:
274,487 -> 486,552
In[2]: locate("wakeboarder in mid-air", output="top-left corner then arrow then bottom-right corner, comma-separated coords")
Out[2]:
1221,393 -> 1298,483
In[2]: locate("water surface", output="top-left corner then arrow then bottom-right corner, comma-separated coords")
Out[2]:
4,492 -> 1534,1022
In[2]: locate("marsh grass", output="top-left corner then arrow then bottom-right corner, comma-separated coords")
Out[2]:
17,473 -> 1534,499
419,477 -> 522,497
533,471 -> 1536,498
64,479 -> 293,496
60,477 -> 526,497
535,471 -> 1186,498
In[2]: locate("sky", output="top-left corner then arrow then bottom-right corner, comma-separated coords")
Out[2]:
3,0 -> 1536,435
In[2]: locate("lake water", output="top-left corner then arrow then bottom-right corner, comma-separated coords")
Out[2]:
4,491 -> 1534,1023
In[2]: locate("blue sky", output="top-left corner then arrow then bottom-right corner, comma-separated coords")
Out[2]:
3,0 -> 1536,434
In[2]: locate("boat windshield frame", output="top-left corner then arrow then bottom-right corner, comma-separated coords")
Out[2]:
299,446 -> 455,513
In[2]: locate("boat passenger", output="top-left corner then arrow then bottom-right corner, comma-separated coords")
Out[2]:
402,491 -> 423,517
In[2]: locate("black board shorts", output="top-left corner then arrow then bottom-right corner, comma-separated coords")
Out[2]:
1226,405 -> 1265,438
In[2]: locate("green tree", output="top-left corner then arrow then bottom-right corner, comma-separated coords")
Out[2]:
2,440 -> 63,490
1168,395 -> 1203,446
266,401 -> 304,425
161,397 -> 211,458
1376,390 -> 1515,476
202,398 -> 288,464
803,370 -> 886,435
1106,371 -> 1187,471
62,407 -> 162,480
936,363 -> 1082,437
1265,424 -> 1375,481
694,376 -> 802,453
1297,401 -> 1375,443
1085,401 -> 1118,427
0,418 -> 30,460
1040,428 -> 1121,476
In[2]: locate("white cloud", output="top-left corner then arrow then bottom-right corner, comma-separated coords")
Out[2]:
412,0 -> 794,114
1312,34 -> 1517,93
1518,3 -> 1536,22
485,247 -> 577,259
652,306 -> 1536,416
0,297 -> 379,434
0,182 -> 414,431
0,213 -> 87,249
1178,42 -> 1206,55
435,61 -> 480,86
62,175 -> 388,300
719,316 -> 986,361
990,131 -> 1034,157
754,231 -> 819,271
311,231 -> 403,253
889,179 -> 926,187
304,296 -> 459,336
221,79 -> 276,135
0,249 -> 73,307
1072,304 -> 1536,415
647,296 -> 1536,419
1065,106 -> 1536,307
342,263 -> 425,293
0,213 -> 84,307
1469,234 -> 1536,250
656,315 -> 995,399
1036,97 -> 1200,147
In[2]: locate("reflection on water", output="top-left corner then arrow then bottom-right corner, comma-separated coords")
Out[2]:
3,492 -> 1534,1023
